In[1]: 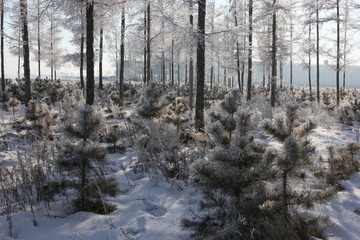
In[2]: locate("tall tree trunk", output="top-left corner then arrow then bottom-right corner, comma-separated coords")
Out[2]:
119,6 -> 125,106
21,0 -> 31,106
217,57 -> 220,85
234,3 -> 241,92
262,62 -> 266,87
342,0 -> 348,88
247,0 -> 253,101
210,2 -> 214,91
185,61 -> 188,85
177,56 -> 180,95
1,0 -> 5,99
99,27 -> 103,90
336,0 -> 340,105
17,25 -> 20,81
280,59 -> 283,89
80,7 -> 85,89
86,1 -> 94,105
171,38 -> 174,85
161,21 -> 165,84
50,16 -> 53,81
195,0 -> 206,131
270,0 -> 277,107
146,1 -> 151,84
189,0 -> 194,110
290,0 -> 293,86
143,8 -> 146,85
37,0 -> 40,78
316,0 -> 320,103
308,15 -> 312,99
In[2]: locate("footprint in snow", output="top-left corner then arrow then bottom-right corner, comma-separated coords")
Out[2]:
121,217 -> 146,240
143,200 -> 167,217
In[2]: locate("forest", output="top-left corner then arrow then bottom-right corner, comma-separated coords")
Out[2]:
1,0 -> 360,239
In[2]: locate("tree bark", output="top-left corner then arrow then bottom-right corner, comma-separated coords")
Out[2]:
143,8 -> 146,85
99,27 -> 103,90
119,6 -> 125,106
233,2 -> 241,92
50,7 -> 53,81
189,0 -> 194,110
21,0 -> 31,106
308,14 -> 312,99
247,0 -> 253,101
17,25 -> 20,81
336,0 -> 340,105
270,0 -> 277,107
290,0 -> 293,87
161,21 -> 166,84
316,0 -> 320,103
1,0 -> 5,98
80,7 -> 85,89
195,0 -> 206,131
37,0 -> 41,78
86,1 -> 95,105
146,1 -> 151,84
342,0 -> 349,88
171,38 -> 174,85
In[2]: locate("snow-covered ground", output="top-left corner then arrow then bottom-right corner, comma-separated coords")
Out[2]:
1,104 -> 360,240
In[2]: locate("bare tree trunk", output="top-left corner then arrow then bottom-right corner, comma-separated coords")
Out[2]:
342,0 -> 348,88
336,0 -> 340,105
80,7 -> 85,89
247,0 -> 253,101
50,16 -> 53,81
37,0 -> 40,78
210,2 -> 214,91
119,5 -> 125,106
270,0 -> 277,107
290,0 -> 293,86
161,21 -> 165,84
195,0 -> 206,131
18,25 -> 21,81
185,61 -> 188,85
177,56 -> 180,95
262,62 -> 266,87
316,0 -> 320,102
86,1 -> 94,105
189,0 -> 194,110
1,0 -> 5,98
308,15 -> 312,99
234,2 -> 241,92
143,8 -> 146,85
99,27 -> 103,90
21,0 -> 31,106
146,1 -> 151,84
171,38 -> 174,85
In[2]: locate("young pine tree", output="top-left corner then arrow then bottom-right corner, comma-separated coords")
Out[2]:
263,102 -> 319,218
183,108 -> 277,239
209,89 -> 240,142
136,83 -> 163,119
56,105 -> 118,213
163,96 -> 189,131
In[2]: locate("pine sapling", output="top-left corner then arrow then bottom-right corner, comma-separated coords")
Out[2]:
137,83 -> 163,119
163,97 -> 189,131
56,105 -> 118,213
263,102 -> 317,218
8,97 -> 20,120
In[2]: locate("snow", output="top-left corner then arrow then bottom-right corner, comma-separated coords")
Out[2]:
1,103 -> 360,240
